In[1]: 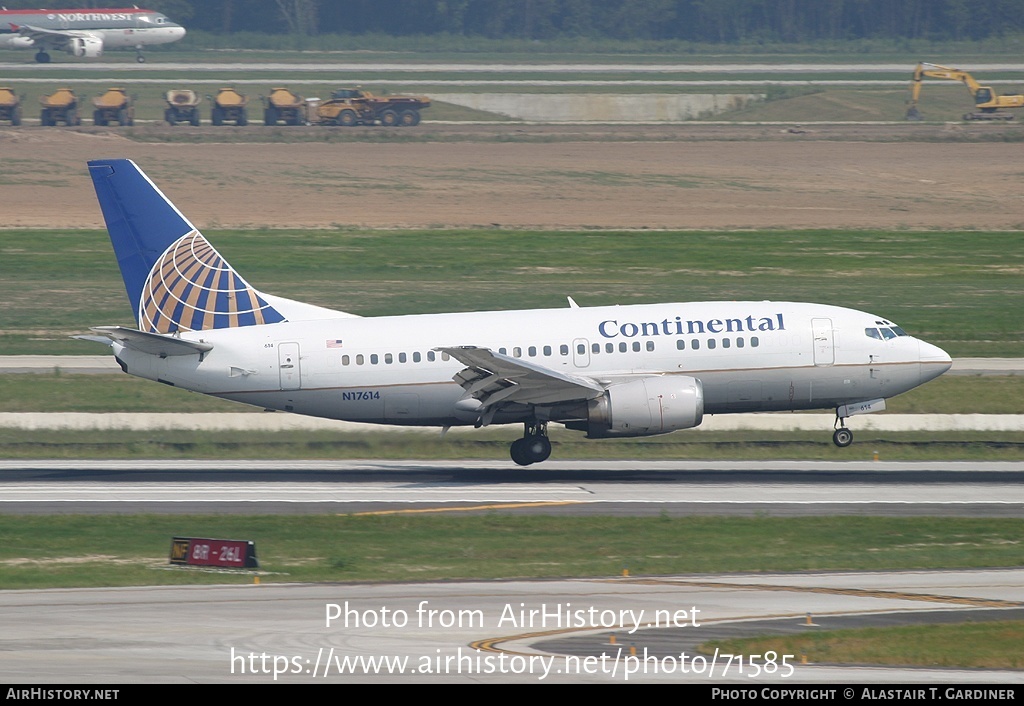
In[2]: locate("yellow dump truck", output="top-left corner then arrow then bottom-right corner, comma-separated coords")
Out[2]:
39,87 -> 81,126
165,89 -> 201,126
314,87 -> 430,126
262,87 -> 306,126
210,87 -> 248,126
92,87 -> 134,126
0,87 -> 22,125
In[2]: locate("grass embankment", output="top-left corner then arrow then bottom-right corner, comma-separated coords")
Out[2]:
2,229 -> 1021,357
3,429 -> 1023,461
4,372 -> 1021,414
706,622 -> 1024,670
2,515 -> 1021,590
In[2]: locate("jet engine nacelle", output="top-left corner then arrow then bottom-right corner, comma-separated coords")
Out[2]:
578,375 -> 704,438
66,36 -> 103,58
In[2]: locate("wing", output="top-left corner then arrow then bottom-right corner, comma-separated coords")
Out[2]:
80,326 -> 213,358
437,346 -> 604,410
17,24 -> 95,51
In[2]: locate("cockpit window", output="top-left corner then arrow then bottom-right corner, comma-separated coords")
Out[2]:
867,325 -> 909,340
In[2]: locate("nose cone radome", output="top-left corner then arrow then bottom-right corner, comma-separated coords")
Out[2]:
919,340 -> 952,383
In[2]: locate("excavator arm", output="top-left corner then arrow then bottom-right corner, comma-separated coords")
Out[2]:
907,62 -> 1023,120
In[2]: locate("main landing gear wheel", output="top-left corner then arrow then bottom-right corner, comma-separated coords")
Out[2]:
510,423 -> 552,466
832,427 -> 853,448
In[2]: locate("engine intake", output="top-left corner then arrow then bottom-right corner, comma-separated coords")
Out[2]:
66,36 -> 103,58
570,375 -> 704,438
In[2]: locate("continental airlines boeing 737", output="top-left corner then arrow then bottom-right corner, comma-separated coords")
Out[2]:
0,7 -> 185,63
82,159 -> 952,465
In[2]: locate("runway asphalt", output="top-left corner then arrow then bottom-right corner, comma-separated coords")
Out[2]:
1,460 -> 1021,516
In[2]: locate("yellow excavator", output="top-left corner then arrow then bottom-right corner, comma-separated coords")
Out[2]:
906,62 -> 1024,121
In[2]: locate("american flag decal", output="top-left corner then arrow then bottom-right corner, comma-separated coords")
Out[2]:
326,339 -> 344,348
139,230 -> 285,333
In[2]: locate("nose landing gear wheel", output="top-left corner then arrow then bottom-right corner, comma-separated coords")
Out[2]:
832,428 -> 853,448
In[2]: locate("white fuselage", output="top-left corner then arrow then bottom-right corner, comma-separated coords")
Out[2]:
109,301 -> 951,429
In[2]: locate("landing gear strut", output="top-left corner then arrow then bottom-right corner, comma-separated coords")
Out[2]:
832,411 -> 853,448
135,45 -> 146,63
510,422 -> 551,466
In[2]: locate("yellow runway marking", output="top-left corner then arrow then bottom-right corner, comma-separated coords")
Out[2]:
612,577 -> 1022,608
347,501 -> 583,516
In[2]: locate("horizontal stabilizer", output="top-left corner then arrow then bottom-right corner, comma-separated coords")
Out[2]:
88,326 -> 213,358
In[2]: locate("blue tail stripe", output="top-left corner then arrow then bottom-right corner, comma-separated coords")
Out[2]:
88,160 -> 194,320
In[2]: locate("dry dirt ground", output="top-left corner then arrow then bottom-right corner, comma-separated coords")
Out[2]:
1,123 -> 1022,231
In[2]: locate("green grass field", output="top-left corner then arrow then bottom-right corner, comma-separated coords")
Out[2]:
2,515 -> 1021,590
1,229 -> 1021,357
706,621 -> 1024,669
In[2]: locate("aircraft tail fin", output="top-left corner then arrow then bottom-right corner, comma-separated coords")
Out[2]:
87,158 -> 289,334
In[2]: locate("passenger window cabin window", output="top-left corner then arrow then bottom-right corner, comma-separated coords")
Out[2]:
513,347 -> 522,357
632,341 -> 641,352
385,353 -> 393,364
722,338 -> 731,349
737,337 -> 745,348
427,351 -> 436,362
528,346 -> 537,357
751,337 -> 759,347
708,339 -> 717,350
413,352 -> 421,363
676,339 -> 685,350
499,348 -> 507,355
591,343 -> 600,354
370,354 -> 379,365
543,345 -> 552,356
441,352 -> 450,361
561,344 -> 569,356
619,342 -> 627,353
692,340 -> 700,350
356,354 -> 364,365
606,343 -> 614,353
342,355 -> 350,365
646,341 -> 654,352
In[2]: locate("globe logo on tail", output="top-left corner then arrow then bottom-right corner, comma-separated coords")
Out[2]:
139,231 -> 284,333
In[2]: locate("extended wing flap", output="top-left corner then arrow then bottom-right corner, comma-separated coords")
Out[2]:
438,346 -> 604,407
87,326 -> 213,358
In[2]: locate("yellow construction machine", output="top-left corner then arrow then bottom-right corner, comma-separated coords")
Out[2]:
0,87 -> 22,125
906,62 -> 1024,121
39,87 -> 81,126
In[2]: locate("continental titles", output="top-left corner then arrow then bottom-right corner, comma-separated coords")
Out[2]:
599,313 -> 785,339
